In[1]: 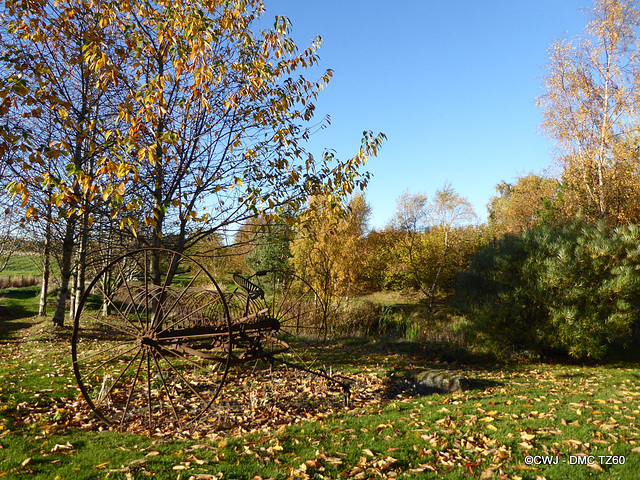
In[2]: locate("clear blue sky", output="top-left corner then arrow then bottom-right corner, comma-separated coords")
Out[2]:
262,0 -> 590,228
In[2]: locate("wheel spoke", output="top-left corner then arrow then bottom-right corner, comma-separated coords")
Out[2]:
120,354 -> 145,426
144,249 -> 150,329
79,344 -> 139,377
93,283 -> 141,333
158,351 -> 211,406
94,348 -> 142,407
116,261 -> 145,329
161,345 -> 223,378
85,314 -> 138,337
73,248 -> 231,428
151,354 -> 181,423
146,354 -> 153,429
251,270 -> 327,369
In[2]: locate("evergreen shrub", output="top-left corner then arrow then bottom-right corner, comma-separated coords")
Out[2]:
454,221 -> 640,360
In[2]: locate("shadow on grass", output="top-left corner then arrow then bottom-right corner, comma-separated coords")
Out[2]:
0,286 -> 41,341
603,342 -> 640,366
320,336 -> 494,369
0,310 -> 33,340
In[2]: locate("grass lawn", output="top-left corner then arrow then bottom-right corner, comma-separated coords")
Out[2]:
0,254 -> 43,277
0,286 -> 41,340
1,287 -> 640,479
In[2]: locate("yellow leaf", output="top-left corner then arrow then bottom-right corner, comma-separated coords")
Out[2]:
480,468 -> 494,479
587,462 -> 604,472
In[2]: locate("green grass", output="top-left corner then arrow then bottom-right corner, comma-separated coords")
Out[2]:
0,286 -> 42,339
1,320 -> 640,479
1,285 -> 640,479
1,254 -> 43,277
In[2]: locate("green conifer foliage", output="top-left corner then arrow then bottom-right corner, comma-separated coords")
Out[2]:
455,221 -> 640,359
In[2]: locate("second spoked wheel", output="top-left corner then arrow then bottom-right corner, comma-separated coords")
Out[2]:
71,248 -> 232,429
228,270 -> 328,369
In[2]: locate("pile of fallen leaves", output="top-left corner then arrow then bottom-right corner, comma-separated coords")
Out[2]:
23,361 -> 394,439
3,319 -> 403,439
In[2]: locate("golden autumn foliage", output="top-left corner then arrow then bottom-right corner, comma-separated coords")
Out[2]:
538,0 -> 640,225
1,0 -> 384,242
0,0 -> 383,326
488,174 -> 561,236
291,193 -> 371,303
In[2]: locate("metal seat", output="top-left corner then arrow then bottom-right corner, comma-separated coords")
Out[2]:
232,273 -> 265,300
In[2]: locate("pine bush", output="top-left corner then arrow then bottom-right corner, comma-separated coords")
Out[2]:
454,221 -> 640,360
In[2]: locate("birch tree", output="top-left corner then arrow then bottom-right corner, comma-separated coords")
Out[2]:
2,0 -> 117,326
538,0 -> 640,224
428,183 -> 476,309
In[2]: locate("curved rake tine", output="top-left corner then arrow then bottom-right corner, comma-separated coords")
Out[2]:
157,297 -> 222,336
151,250 -> 178,330
94,283 -> 141,333
156,268 -> 204,331
115,262 -> 145,329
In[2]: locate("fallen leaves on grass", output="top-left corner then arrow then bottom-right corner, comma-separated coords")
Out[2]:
3,329 -> 640,478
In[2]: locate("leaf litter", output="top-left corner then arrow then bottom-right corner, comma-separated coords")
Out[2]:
2,326 -> 640,478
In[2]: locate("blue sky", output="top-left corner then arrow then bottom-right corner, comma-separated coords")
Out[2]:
262,0 -> 590,228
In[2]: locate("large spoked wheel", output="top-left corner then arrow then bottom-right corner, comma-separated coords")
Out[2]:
72,248 -> 232,429
249,270 -> 327,368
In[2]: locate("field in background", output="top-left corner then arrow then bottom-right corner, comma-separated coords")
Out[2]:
1,254 -> 43,277
0,254 -> 43,289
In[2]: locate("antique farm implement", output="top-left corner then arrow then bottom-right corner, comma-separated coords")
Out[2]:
71,248 -> 348,428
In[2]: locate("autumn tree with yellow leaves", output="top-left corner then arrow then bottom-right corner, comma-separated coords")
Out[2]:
1,0 -> 384,326
538,0 -> 640,225
488,174 -> 561,236
291,194 -> 372,314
